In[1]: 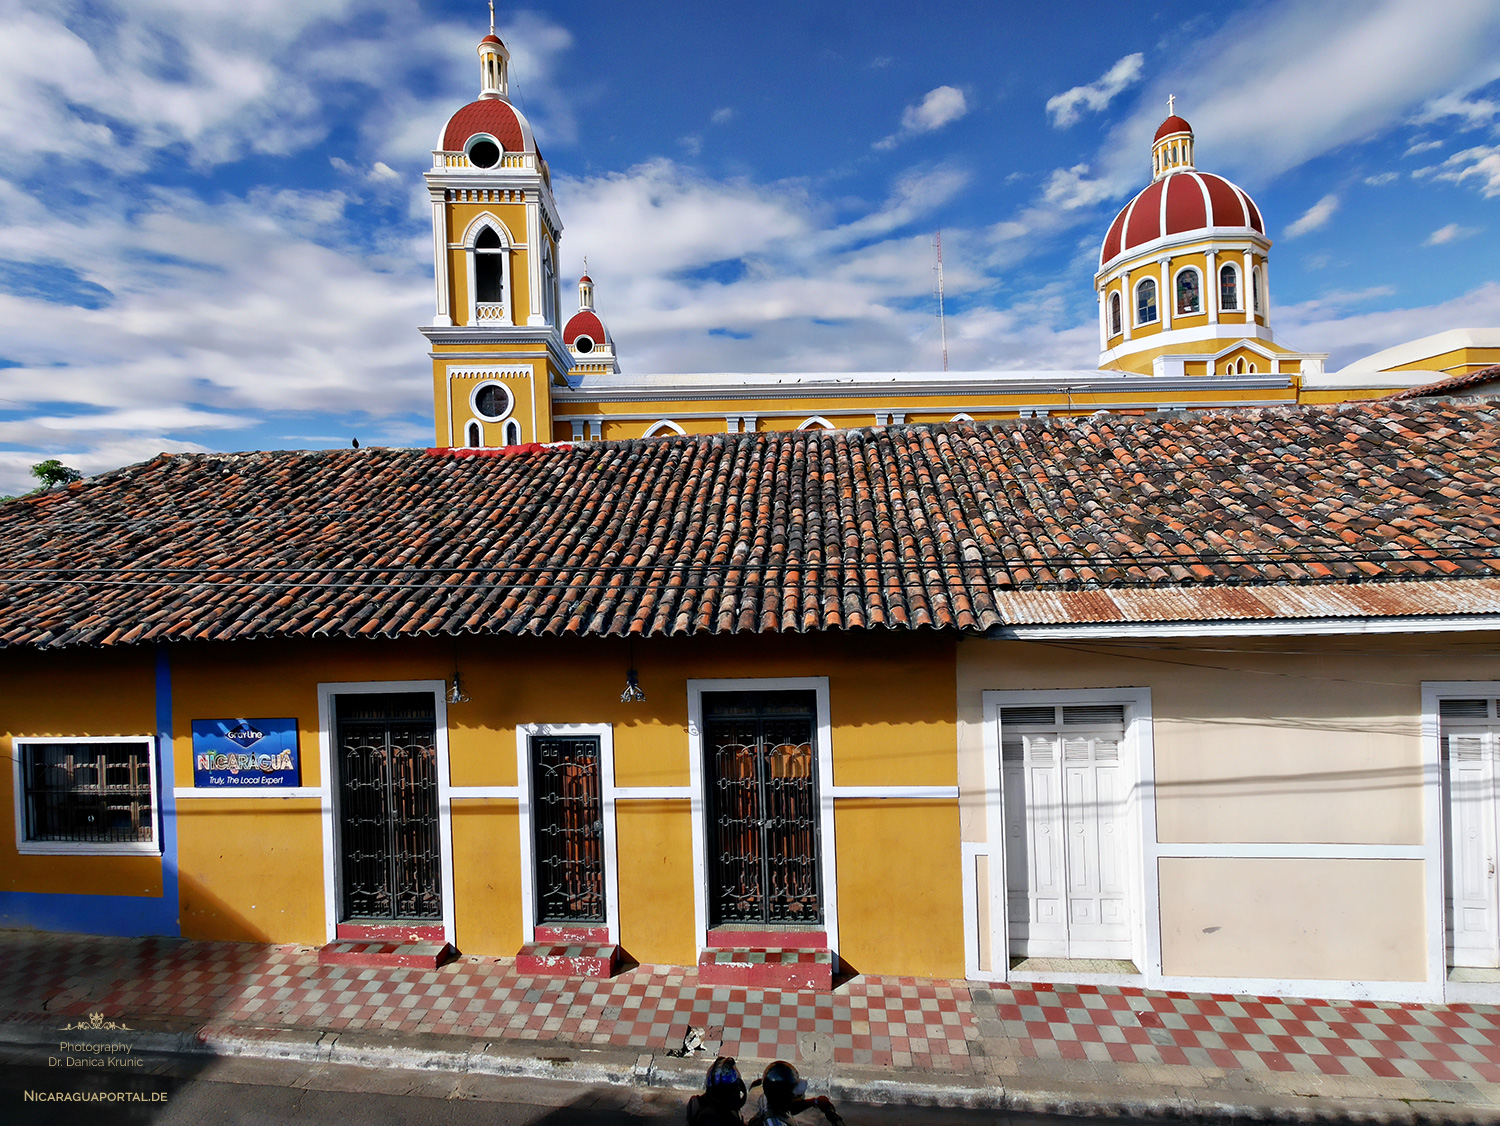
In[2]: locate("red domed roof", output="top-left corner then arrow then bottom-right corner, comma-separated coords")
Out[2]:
1154,115 -> 1192,141
579,274 -> 593,285
479,33 -> 503,45
1099,170 -> 1264,266
442,98 -> 528,153
564,310 -> 606,347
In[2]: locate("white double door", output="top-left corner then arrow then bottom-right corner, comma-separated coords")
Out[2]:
1001,704 -> 1133,960
1442,698 -> 1500,969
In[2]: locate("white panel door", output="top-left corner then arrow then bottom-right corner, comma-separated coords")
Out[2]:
1442,703 -> 1500,969
1002,706 -> 1133,961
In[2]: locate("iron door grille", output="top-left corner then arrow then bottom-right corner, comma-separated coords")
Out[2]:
335,693 -> 443,922
530,736 -> 607,924
703,691 -> 822,925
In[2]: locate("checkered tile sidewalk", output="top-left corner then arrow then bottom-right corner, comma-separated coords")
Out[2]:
3,932 -> 1499,1082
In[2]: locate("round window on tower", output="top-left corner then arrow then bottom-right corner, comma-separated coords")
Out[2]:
472,381 -> 514,422
574,335 -> 595,354
467,137 -> 501,168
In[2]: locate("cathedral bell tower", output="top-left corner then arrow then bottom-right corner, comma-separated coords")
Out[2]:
422,6 -> 569,449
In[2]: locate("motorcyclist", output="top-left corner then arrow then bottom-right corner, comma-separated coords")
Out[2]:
747,1060 -> 844,1126
687,1056 -> 749,1125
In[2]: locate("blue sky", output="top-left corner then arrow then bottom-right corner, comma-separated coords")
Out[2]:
1,0 -> 1499,492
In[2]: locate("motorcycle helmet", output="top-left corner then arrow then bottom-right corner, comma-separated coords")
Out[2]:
705,1055 -> 747,1109
760,1060 -> 806,1107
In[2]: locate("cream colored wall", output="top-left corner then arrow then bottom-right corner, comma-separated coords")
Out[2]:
956,633 -> 1500,983
1159,858 -> 1426,981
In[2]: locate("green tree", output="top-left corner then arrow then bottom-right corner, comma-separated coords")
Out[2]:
30,459 -> 83,488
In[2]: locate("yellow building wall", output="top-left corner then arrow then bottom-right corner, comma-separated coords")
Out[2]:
155,629 -> 961,973
0,647 -> 163,898
177,799 -> 324,943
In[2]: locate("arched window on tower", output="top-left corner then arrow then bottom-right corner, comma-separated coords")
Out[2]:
1109,292 -> 1122,337
1219,264 -> 1239,312
1175,267 -> 1201,315
1135,278 -> 1158,326
465,420 -> 482,448
473,226 -> 507,322
503,419 -> 522,446
1252,266 -> 1263,315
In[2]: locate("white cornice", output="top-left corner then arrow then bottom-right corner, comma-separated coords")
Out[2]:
1100,323 -> 1281,364
1095,228 -> 1270,285
553,372 -> 1290,404
552,394 -> 1296,421
421,325 -> 574,373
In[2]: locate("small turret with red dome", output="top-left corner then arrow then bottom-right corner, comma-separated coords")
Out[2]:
438,1 -> 541,172
564,270 -> 619,373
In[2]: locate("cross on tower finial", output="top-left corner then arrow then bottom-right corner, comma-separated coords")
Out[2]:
583,255 -> 589,274
489,0 -> 495,35
1167,93 -> 1176,117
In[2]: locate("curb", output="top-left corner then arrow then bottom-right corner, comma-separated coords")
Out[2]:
3,1020 -> 1496,1123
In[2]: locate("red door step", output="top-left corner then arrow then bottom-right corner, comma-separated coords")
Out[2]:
515,942 -> 619,978
317,940 -> 457,969
698,948 -> 835,991
336,922 -> 446,943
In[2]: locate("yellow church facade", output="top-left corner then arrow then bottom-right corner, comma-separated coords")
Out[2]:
424,29 -> 1492,449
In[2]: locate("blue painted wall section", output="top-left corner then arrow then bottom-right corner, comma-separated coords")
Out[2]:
0,645 -> 181,937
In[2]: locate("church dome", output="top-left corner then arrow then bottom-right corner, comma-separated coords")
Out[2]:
1154,114 -> 1193,141
440,98 -> 533,154
564,310 -> 607,349
1099,169 -> 1264,268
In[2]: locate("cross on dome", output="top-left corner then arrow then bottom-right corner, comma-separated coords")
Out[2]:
489,0 -> 495,35
1167,93 -> 1175,116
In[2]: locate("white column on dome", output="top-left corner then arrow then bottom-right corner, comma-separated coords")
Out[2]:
1097,289 -> 1107,352
527,193 -> 545,326
1242,249 -> 1254,321
431,192 -> 452,327
1159,258 -> 1172,331
1205,249 -> 1218,325
1260,259 -> 1271,327
1121,273 -> 1133,341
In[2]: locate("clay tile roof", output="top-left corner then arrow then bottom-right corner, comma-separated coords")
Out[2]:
442,98 -> 526,153
1386,364 -> 1500,400
564,309 -> 606,346
4,401 -> 1500,649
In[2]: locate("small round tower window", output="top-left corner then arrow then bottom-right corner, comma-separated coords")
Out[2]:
574,335 -> 594,354
468,139 -> 500,168
473,382 -> 513,421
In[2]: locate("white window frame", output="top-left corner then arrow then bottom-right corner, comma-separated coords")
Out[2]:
461,213 -> 514,326
464,131 -> 504,168
1173,265 -> 1202,316
1133,277 -> 1158,326
1109,290 -> 1122,337
1423,682 -> 1500,1004
515,723 -> 621,946
12,736 -> 160,856
316,680 -> 454,946
503,419 -> 522,446
1217,262 -> 1240,312
464,420 -> 483,448
972,688 -> 1155,985
470,380 -> 515,423
686,677 -> 837,957
643,419 -> 685,438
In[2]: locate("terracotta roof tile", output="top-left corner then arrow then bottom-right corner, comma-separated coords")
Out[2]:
1386,364 -> 1500,400
5,401 -> 1500,648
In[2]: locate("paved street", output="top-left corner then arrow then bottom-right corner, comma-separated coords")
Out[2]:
2,1055 -> 1078,1126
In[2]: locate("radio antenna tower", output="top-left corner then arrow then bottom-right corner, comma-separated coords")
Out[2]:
932,231 -> 949,372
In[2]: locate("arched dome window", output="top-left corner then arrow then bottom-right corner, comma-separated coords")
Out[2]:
1109,292 -> 1122,337
1175,267 -> 1201,315
503,419 -> 522,445
1252,266 -> 1263,315
1219,264 -> 1239,312
1135,277 -> 1158,326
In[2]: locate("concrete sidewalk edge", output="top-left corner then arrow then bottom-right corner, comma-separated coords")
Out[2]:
2,1019 -> 1494,1123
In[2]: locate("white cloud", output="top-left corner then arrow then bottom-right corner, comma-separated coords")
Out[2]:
1364,171 -> 1400,185
1284,194 -> 1340,238
1045,54 -> 1145,128
875,86 -> 968,149
1281,280 -> 1500,369
1404,139 -> 1444,155
1419,144 -> 1500,196
711,107 -> 734,125
1426,222 -> 1481,244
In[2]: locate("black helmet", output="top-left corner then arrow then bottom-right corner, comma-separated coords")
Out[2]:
760,1060 -> 806,1108
705,1056 -> 746,1109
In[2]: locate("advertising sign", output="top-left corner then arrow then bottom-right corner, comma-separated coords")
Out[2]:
191,718 -> 300,788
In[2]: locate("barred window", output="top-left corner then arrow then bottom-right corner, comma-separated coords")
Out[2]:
16,739 -> 158,854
